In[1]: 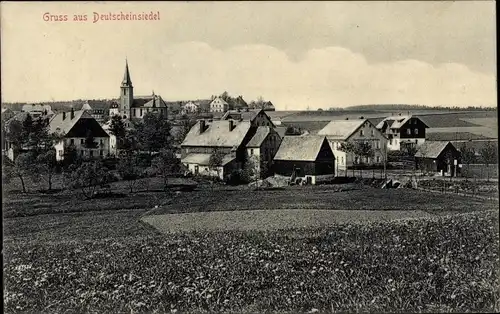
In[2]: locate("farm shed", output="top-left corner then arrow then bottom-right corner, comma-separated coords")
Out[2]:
273,135 -> 335,184
415,141 -> 461,177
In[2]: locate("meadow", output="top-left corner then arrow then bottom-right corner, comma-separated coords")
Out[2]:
3,175 -> 500,313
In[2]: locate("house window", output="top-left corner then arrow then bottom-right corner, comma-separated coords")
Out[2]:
58,150 -> 63,156
407,129 -> 411,135
250,149 -> 254,155
389,139 -> 393,145
140,109 -> 143,116
341,156 -> 344,164
415,128 -> 418,135
70,139 -> 74,145
89,150 -> 94,157
377,156 -> 381,163
80,139 -> 84,144
194,165 -> 199,174
371,130 -> 374,137
100,139 -> 103,145
100,150 -> 103,156
360,130 -> 364,136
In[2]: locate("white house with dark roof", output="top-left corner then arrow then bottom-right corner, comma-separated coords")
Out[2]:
50,109 -> 110,161
273,135 -> 335,184
209,96 -> 229,113
21,104 -> 53,118
318,119 -> 387,171
376,114 -> 428,151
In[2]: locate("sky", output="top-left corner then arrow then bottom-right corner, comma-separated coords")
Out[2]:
1,1 -> 497,110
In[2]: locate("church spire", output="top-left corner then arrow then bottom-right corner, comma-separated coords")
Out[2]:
122,59 -> 132,87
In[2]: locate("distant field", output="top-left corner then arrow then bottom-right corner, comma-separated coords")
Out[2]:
427,132 -> 493,141
427,127 -> 497,139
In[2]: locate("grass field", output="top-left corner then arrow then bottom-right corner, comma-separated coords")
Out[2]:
143,209 -> 432,233
3,177 -> 500,312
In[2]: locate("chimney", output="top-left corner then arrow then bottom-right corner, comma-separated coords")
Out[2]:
199,120 -> 206,134
62,112 -> 66,120
70,107 -> 75,119
229,119 -> 235,131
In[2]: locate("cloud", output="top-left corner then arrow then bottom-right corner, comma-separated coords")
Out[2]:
2,41 -> 496,110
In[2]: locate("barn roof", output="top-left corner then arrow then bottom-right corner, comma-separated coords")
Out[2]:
317,119 -> 366,140
415,141 -> 455,158
181,120 -> 252,148
246,126 -> 271,147
274,135 -> 328,161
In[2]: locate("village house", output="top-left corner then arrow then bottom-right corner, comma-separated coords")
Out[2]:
181,110 -> 281,179
317,118 -> 387,173
1,107 -> 16,122
376,114 -> 428,151
273,135 -> 335,185
181,99 -> 212,115
117,60 -> 168,120
221,108 -> 275,127
21,104 -> 53,118
415,141 -> 461,177
3,112 -> 32,160
228,96 -> 249,111
50,109 -> 110,161
209,96 -> 229,113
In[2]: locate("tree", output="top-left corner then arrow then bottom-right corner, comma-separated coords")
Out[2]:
134,112 -> 172,157
33,149 -> 58,191
479,141 -> 497,181
117,154 -> 143,193
339,141 -> 374,177
176,118 -> 197,145
242,155 -> 259,185
150,148 -> 180,191
5,119 -> 24,150
459,143 -> 476,179
3,153 -> 35,193
208,148 -> 225,182
284,126 -> 302,136
109,115 -> 126,149
65,160 -> 112,199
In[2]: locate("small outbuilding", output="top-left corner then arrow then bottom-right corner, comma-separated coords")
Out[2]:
415,141 -> 461,176
273,135 -> 335,184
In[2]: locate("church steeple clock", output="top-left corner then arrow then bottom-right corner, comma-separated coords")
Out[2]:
120,59 -> 134,118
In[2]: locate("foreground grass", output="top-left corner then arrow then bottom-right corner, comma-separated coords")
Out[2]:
4,210 -> 499,313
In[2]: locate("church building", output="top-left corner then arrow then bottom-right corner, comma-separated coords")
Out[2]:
115,60 -> 168,120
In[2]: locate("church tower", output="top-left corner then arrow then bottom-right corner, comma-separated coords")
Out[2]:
120,59 -> 134,118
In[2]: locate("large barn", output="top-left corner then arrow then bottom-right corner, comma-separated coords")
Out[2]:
273,135 -> 335,184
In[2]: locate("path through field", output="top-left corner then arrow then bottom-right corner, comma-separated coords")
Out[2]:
142,209 -> 431,233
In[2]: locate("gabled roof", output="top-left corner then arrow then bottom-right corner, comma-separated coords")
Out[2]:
415,141 -> 455,158
274,135 -> 329,161
142,95 -> 167,108
181,153 -> 235,166
182,120 -> 252,148
49,110 -> 90,134
317,119 -> 366,140
221,108 -> 263,122
210,96 -> 228,106
376,115 -> 429,129
49,110 -> 109,138
246,126 -> 272,147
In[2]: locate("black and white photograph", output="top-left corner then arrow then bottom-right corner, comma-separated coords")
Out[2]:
1,1 -> 498,312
